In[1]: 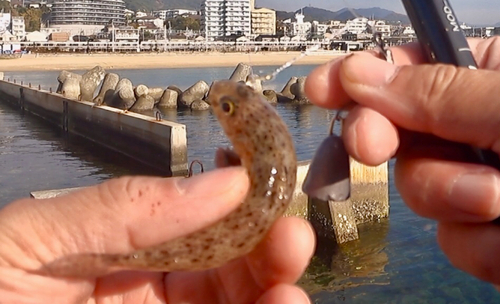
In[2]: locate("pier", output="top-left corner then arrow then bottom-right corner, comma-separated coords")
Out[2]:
0,76 -> 188,176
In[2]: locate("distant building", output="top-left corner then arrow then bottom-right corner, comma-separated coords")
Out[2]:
251,7 -> 276,35
49,0 -> 126,36
11,16 -> 25,41
136,15 -> 164,31
402,26 -> 415,36
371,20 -> 391,37
345,17 -> 368,34
0,30 -> 17,43
311,20 -> 328,38
112,26 -> 139,42
485,26 -> 495,37
25,30 -> 47,42
201,0 -> 251,40
154,9 -> 198,20
124,9 -> 134,18
290,13 -> 311,39
27,0 -> 52,8
0,13 -> 11,35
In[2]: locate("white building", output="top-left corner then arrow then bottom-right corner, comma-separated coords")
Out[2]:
403,26 -> 415,36
112,26 -> 139,42
28,0 -> 51,8
345,17 -> 368,34
154,9 -> 198,20
11,16 -> 25,41
50,0 -> 126,36
311,21 -> 328,38
202,0 -> 251,40
0,13 -> 11,35
124,9 -> 134,18
371,20 -> 391,37
290,13 -> 311,40
25,30 -> 48,42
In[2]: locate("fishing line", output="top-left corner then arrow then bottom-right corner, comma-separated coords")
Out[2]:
247,0 -> 385,88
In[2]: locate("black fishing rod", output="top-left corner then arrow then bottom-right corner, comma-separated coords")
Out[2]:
402,0 -> 478,68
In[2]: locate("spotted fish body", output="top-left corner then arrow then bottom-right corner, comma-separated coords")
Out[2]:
42,80 -> 297,277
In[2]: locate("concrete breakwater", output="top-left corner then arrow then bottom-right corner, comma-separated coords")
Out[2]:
31,159 -> 389,245
0,73 -> 188,176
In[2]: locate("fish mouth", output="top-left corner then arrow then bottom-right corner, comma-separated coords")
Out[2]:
215,147 -> 242,168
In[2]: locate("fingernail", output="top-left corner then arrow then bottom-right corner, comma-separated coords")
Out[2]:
176,166 -> 248,195
341,54 -> 399,87
449,173 -> 499,216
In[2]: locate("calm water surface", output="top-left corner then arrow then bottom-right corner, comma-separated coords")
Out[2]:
1,66 -> 499,303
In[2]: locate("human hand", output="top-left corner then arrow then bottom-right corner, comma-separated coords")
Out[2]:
305,37 -> 500,285
0,167 -> 315,303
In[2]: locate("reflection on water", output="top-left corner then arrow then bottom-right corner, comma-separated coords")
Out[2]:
155,105 -> 331,170
300,168 -> 500,303
2,68 -> 500,303
301,220 -> 390,296
0,103 -> 158,207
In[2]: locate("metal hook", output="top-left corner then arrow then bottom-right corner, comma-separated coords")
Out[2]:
187,160 -> 204,177
154,108 -> 162,121
328,110 -> 343,136
328,103 -> 354,135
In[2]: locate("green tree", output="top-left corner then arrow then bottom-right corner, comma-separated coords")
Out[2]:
167,16 -> 200,31
15,7 -> 47,31
0,0 -> 12,13
21,8 -> 42,31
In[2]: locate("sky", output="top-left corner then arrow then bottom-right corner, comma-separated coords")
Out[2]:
256,0 -> 500,25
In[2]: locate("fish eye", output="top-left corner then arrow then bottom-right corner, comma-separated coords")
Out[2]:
220,97 -> 235,115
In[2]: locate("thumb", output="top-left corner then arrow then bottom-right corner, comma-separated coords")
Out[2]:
0,167 -> 249,270
339,53 -> 500,153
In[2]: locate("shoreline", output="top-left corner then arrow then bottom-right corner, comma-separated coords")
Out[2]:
0,51 -> 344,72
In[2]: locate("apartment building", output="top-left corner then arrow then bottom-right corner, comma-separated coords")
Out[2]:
370,20 -> 391,37
345,17 -> 368,34
154,9 -> 198,20
50,0 -> 125,35
251,7 -> 275,35
201,0 -> 251,40
11,16 -> 26,40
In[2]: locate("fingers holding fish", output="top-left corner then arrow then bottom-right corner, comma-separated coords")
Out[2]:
164,217 -> 315,304
0,168 -> 249,275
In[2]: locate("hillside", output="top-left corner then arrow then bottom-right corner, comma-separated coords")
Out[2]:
276,6 -> 409,23
124,0 -> 202,12
122,0 -> 409,25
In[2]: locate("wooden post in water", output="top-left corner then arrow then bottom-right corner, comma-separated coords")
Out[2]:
304,158 -> 389,244
349,158 -> 389,224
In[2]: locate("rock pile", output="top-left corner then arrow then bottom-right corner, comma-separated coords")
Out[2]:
55,62 -> 311,114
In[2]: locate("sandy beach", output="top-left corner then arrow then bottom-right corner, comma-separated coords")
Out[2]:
0,51 -> 344,72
